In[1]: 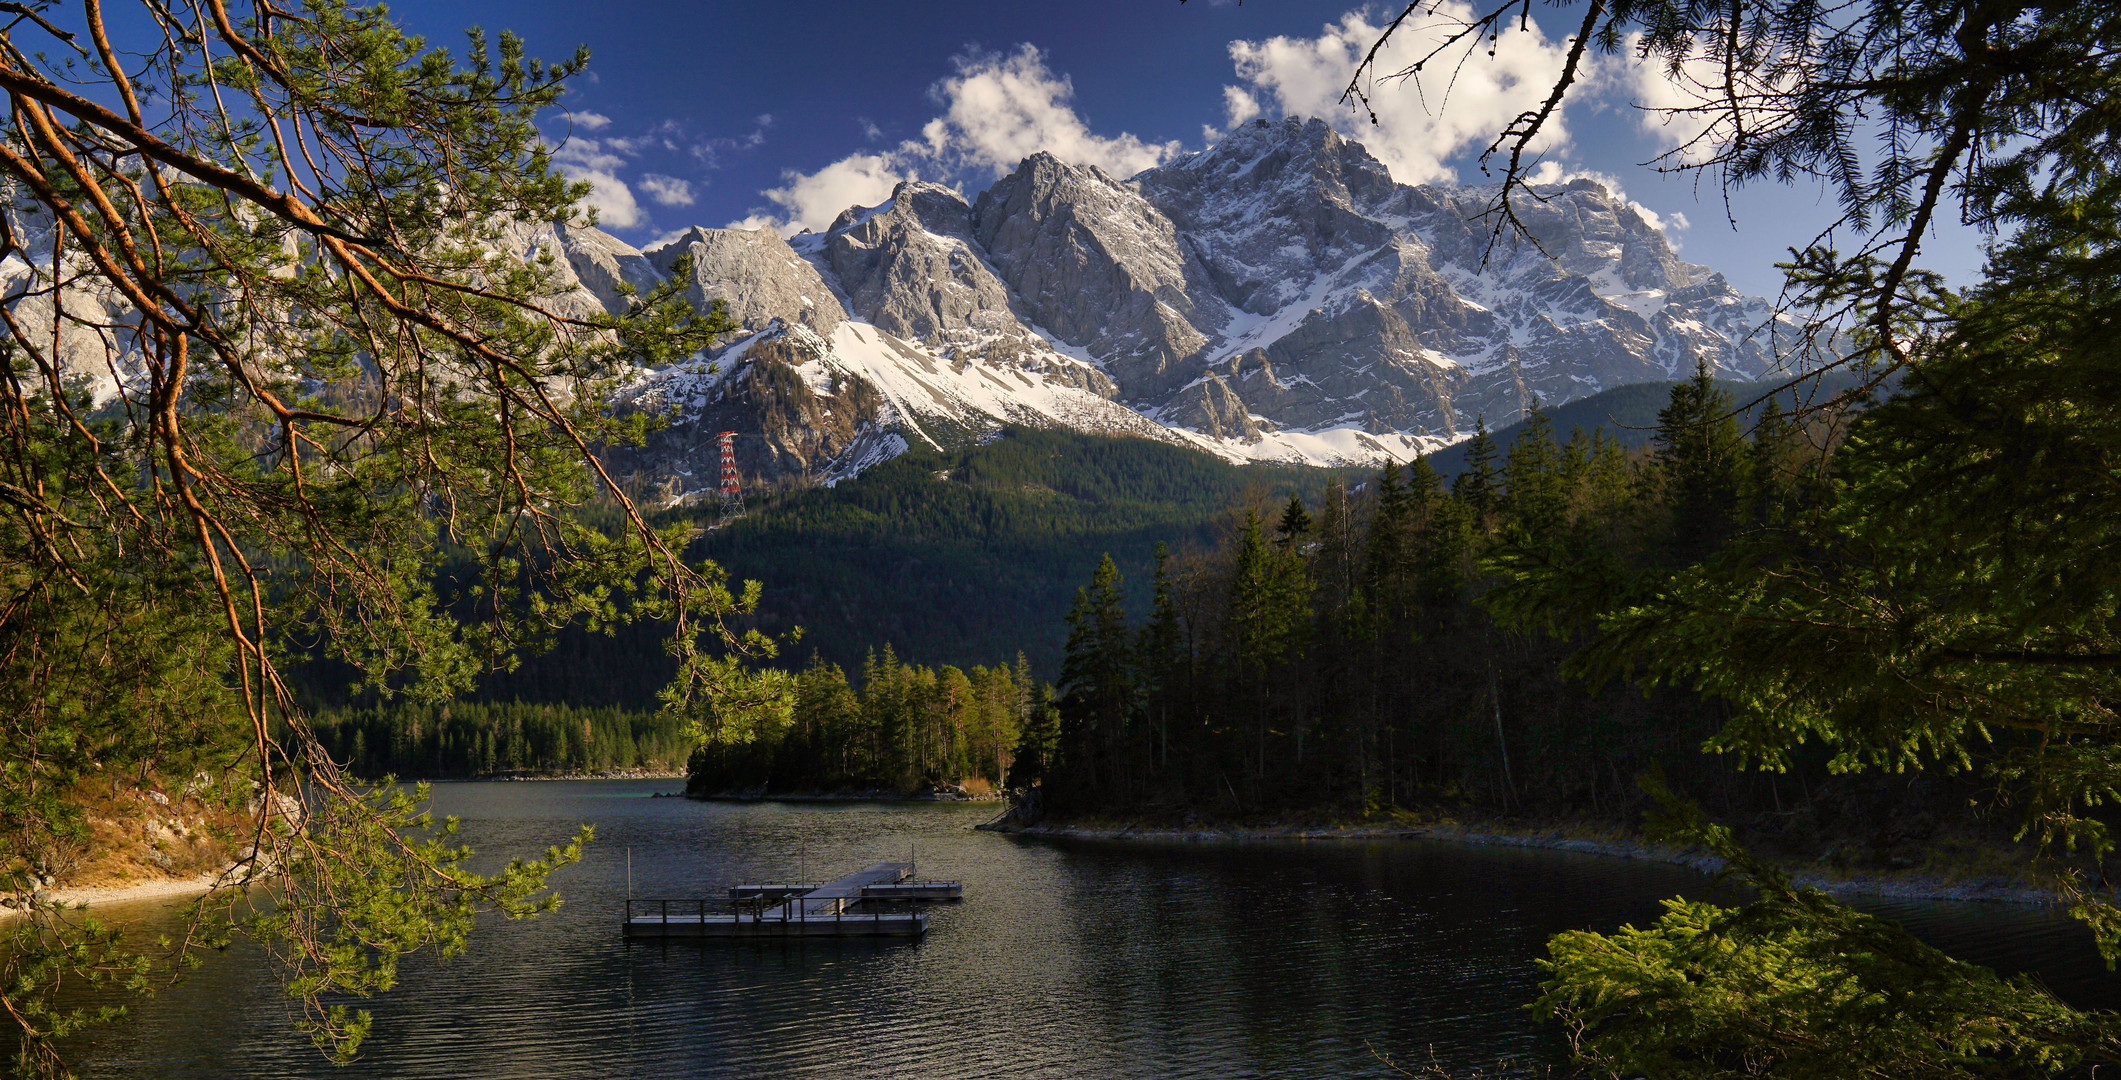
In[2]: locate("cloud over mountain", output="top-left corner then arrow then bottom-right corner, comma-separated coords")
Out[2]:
1225,4 -> 1587,186
731,45 -> 1180,234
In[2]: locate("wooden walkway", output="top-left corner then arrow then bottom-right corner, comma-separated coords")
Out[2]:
624,862 -> 932,939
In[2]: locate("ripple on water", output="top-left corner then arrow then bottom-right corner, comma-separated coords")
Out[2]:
52,781 -> 2121,1079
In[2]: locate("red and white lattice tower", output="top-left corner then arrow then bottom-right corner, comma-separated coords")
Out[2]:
716,431 -> 741,499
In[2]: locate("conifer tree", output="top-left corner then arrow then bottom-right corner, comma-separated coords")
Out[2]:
1139,543 -> 1185,773
1363,463 -> 1416,632
1340,0 -> 2121,1065
1226,510 -> 1314,789
1453,418 -> 1501,521
1275,495 -> 1314,549
1055,555 -> 1137,805
1747,397 -> 1801,526
1655,359 -> 1747,563
1311,480 -> 1361,628
1012,681 -> 1062,788
1407,454 -> 1444,506
1503,404 -> 1566,541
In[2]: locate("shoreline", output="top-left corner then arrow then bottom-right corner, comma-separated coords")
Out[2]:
689,790 -> 1005,804
8,776 -> 690,918
1,871 -> 234,919
987,819 -> 2059,906
415,770 -> 685,783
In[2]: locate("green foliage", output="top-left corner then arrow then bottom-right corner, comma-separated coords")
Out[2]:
1452,418 -> 1501,520
1027,401 -> 1805,820
682,426 -> 1335,680
311,702 -> 691,778
684,649 -> 1032,795
1536,783 -> 2121,1078
244,784 -> 589,1059
0,3 -> 764,1073
1655,361 -> 1749,565
1556,252 -> 2121,959
1054,555 -> 1142,804
1330,0 -> 2121,1068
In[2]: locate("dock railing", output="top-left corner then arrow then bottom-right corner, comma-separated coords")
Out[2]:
623,895 -> 931,930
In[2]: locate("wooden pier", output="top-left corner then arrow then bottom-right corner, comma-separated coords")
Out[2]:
624,861 -> 960,939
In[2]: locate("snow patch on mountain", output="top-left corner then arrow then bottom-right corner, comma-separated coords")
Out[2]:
588,117 -> 1824,501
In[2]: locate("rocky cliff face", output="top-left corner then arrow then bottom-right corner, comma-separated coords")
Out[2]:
579,117 -> 1815,502
648,226 -> 844,336
605,326 -> 895,503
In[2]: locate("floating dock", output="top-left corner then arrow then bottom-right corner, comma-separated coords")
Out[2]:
624,861 -> 961,939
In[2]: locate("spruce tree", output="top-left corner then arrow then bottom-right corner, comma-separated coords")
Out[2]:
1654,359 -> 1746,564
1453,418 -> 1501,521
1275,495 -> 1314,549
1139,543 -> 1185,773
1342,0 -> 2121,1065
1226,510 -> 1313,791
1363,462 -> 1415,632
1748,396 -> 1801,526
1503,404 -> 1566,541
1011,682 -> 1062,788
1055,555 -> 1137,806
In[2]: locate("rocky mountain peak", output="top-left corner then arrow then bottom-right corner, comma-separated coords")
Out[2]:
592,117 -> 1818,502
646,226 -> 844,336
1150,117 -> 1398,217
805,180 -> 1032,353
973,152 -> 1226,397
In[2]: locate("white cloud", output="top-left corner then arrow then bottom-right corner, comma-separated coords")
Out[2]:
1223,86 -> 1261,128
1626,42 -> 1772,170
735,151 -> 912,233
735,45 -> 1180,235
570,110 -> 612,131
643,226 -> 696,251
1227,5 -> 1586,186
639,173 -> 696,207
921,45 -> 1180,178
552,138 -> 640,229
1524,161 -> 1689,238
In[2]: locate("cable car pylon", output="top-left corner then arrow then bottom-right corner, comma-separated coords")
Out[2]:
715,431 -> 745,511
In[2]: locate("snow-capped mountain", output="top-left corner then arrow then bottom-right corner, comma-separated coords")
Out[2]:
550,117 -> 1811,503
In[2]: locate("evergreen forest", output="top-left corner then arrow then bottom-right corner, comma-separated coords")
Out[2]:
474,425 -> 1335,708
310,703 -> 692,779
684,649 -> 1046,795
11,0 -> 2121,1075
1031,370 -> 1881,833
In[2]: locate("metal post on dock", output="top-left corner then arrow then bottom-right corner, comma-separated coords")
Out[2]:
622,859 -> 956,940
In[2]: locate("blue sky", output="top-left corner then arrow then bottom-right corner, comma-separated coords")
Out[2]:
396,0 -> 1983,299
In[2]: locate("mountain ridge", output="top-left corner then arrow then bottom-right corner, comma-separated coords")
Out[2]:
515,117 -> 1819,503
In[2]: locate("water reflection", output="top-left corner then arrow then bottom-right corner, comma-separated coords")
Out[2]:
49,781 -> 2120,1079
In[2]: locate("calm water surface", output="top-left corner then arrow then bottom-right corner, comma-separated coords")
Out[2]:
57,780 -> 2121,1078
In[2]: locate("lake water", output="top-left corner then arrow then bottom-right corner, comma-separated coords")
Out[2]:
55,780 -> 2121,1078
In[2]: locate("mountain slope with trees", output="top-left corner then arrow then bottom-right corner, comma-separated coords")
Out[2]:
469,426 -> 1339,710
1032,367 -> 1840,827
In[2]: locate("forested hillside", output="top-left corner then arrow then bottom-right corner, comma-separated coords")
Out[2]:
1421,371 -> 1871,478
483,426 -> 1336,707
1021,368 -> 2020,874
311,703 -> 692,779
685,650 -> 1047,796
361,382 -> 1887,791
1035,372 -> 1746,820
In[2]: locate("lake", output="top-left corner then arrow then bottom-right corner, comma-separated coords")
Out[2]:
55,780 -> 2120,1078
